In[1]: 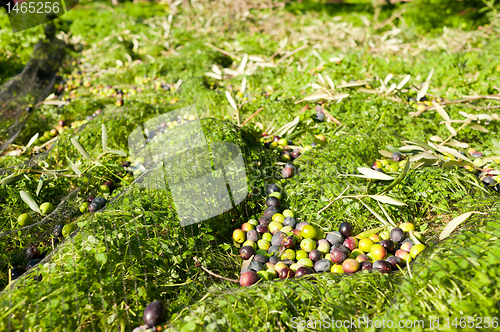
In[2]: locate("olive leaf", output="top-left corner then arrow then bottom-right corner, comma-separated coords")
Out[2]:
368,195 -> 406,206
20,191 -> 41,214
416,81 -> 429,102
356,198 -> 395,227
434,145 -> 472,163
378,150 -> 393,158
102,124 -> 108,152
276,116 -> 300,137
439,211 -> 485,240
225,91 -> 238,111
356,167 -> 394,181
107,149 -> 128,157
71,138 -> 92,160
397,74 -> 410,89
303,93 -> 330,101
0,173 -> 23,186
66,157 -> 81,175
376,200 -> 396,227
399,145 -> 426,152
379,158 -> 411,195
469,124 -> 489,133
26,133 -> 39,149
36,177 -> 44,196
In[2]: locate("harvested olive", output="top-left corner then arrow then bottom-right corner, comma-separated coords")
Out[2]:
17,213 -> 34,227
53,224 -> 63,237
309,249 -> 322,262
254,254 -> 268,264
295,266 -> 315,278
482,176 -> 496,187
239,246 -> 255,260
240,271 -> 259,286
259,216 -> 271,225
283,217 -> 297,228
269,255 -> 280,264
360,261 -> 372,270
25,246 -> 40,261
391,151 -> 403,162
326,231 -> 345,246
338,222 -> 353,237
379,239 -> 395,253
282,166 -> 294,179
292,149 -> 301,159
143,300 -> 167,327
314,259 -> 332,273
263,206 -> 279,218
279,267 -> 295,279
40,202 -> 54,215
266,196 -> 280,208
373,260 -> 392,273
246,230 -> 260,242
342,259 -> 360,273
390,227 -> 405,243
386,256 -> 404,269
248,261 -> 264,272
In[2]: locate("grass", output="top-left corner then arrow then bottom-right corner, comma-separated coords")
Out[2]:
1,0 -> 500,330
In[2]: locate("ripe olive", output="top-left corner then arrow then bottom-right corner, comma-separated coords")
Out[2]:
143,300 -> 167,327
338,222 -> 353,237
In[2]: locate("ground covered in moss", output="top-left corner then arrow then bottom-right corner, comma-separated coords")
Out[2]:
1,0 -> 500,331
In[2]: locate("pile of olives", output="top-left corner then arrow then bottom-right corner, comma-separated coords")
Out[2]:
371,151 -> 407,173
407,96 -> 444,113
260,132 -> 328,180
233,185 -> 427,287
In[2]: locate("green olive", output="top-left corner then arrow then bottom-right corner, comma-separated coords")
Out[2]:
79,202 -> 89,213
40,202 -> 54,215
18,213 -> 34,227
62,224 -> 77,237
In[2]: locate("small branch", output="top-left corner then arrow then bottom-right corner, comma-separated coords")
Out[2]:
321,108 -> 342,125
204,42 -> 241,60
439,120 -> 471,145
465,103 -> 500,110
275,44 -> 308,65
318,185 -> 350,214
410,95 -> 500,117
240,107 -> 264,127
193,256 -> 239,283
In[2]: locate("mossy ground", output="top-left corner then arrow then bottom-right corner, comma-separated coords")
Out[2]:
1,0 -> 500,331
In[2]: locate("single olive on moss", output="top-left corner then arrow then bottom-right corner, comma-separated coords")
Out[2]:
40,202 -> 54,215
17,213 -> 34,227
53,224 -> 63,237
143,300 -> 167,328
25,246 -> 40,261
62,224 -> 78,238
